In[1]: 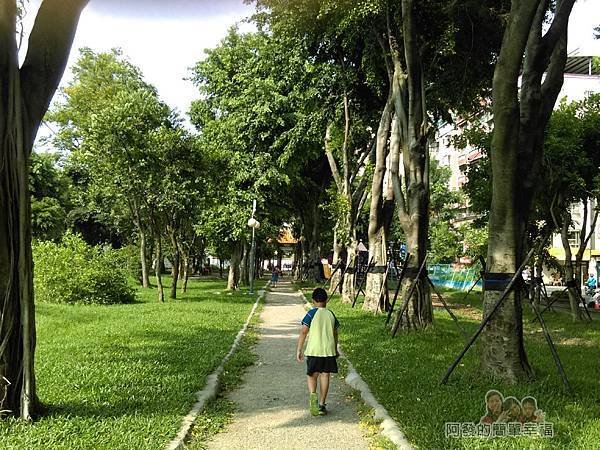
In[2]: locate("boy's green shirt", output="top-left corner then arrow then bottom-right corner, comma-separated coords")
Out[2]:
301,306 -> 340,357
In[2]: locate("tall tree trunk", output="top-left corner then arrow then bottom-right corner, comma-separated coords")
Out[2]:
385,0 -> 432,329
129,198 -> 149,288
575,198 -> 599,296
300,234 -> 308,280
308,196 -> 324,283
293,241 -> 302,281
139,229 -> 150,288
227,242 -> 242,291
341,238 -> 358,304
559,212 -> 583,321
533,255 -> 544,311
155,236 -> 164,302
0,0 -> 88,419
389,114 -> 431,329
329,230 -> 342,295
219,258 -> 224,278
482,103 -> 533,381
323,95 -> 371,300
397,223 -> 432,328
240,238 -> 249,286
168,228 -> 179,300
180,253 -> 189,294
364,95 -> 393,312
480,0 -> 575,382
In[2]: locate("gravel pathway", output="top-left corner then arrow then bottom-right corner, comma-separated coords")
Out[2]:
205,281 -> 370,450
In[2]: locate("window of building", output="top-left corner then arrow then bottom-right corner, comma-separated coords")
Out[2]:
567,230 -> 581,247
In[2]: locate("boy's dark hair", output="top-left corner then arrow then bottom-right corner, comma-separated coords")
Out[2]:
312,287 -> 328,302
522,396 -> 537,407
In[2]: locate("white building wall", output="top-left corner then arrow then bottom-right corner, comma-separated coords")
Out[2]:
431,63 -> 600,280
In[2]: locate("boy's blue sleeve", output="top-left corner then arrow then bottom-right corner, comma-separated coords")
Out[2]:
301,308 -> 317,327
332,311 -> 340,329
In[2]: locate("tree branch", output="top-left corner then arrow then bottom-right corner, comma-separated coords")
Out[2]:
541,0 -> 577,52
376,32 -> 393,83
349,140 -> 375,186
541,30 -> 568,123
352,166 -> 370,208
342,92 -> 350,193
387,9 -> 409,141
356,188 -> 369,223
492,0 -> 542,111
581,199 -> 599,252
324,124 -> 342,191
389,114 -> 409,225
20,0 -> 89,151
402,0 -> 425,140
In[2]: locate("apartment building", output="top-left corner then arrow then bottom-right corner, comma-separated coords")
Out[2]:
432,55 -> 600,278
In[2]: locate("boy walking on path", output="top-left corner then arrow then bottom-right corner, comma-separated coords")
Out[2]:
296,288 -> 340,416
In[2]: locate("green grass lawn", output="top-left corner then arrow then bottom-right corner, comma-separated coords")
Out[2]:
0,277 -> 266,450
299,283 -> 600,449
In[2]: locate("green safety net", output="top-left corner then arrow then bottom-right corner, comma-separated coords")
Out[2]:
429,264 -> 482,291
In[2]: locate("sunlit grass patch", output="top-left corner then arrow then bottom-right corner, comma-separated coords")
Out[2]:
0,277 -> 266,449
302,281 -> 600,450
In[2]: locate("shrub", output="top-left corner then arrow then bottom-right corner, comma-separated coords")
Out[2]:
121,243 -> 144,283
33,233 -> 136,305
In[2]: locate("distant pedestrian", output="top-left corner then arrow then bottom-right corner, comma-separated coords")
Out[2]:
296,288 -> 340,416
271,267 -> 279,286
587,273 -> 597,289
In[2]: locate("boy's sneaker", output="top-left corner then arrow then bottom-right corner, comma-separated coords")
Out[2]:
318,404 -> 327,416
309,393 -> 319,416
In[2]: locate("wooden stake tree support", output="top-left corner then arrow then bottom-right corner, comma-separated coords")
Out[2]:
440,244 -> 574,396
352,257 -> 375,308
322,260 -> 343,290
389,253 -> 467,338
385,253 -> 411,326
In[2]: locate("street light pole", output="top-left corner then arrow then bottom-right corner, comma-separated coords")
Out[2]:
248,200 -> 260,294
249,225 -> 256,294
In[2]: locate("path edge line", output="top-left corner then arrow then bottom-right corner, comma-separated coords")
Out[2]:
299,290 -> 413,450
164,286 -> 267,450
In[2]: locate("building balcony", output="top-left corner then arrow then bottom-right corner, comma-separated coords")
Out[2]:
467,148 -> 483,162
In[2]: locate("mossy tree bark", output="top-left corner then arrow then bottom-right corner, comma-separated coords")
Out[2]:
139,229 -> 150,288
552,197 -> 598,322
364,95 -> 394,312
227,241 -> 242,291
384,0 -> 432,329
306,200 -> 323,283
240,237 -> 249,286
481,0 -> 575,382
167,221 -> 180,300
293,236 -> 304,281
127,198 -> 150,288
154,235 -> 164,302
324,96 -> 371,304
0,0 -> 88,419
328,231 -> 342,294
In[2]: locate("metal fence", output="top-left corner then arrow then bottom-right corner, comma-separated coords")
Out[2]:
429,264 -> 482,292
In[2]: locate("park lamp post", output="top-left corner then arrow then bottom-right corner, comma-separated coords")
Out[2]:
247,200 -> 260,294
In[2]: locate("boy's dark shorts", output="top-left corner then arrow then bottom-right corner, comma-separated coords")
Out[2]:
306,356 -> 338,375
